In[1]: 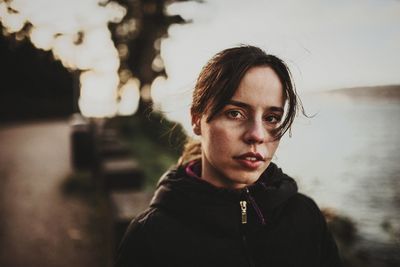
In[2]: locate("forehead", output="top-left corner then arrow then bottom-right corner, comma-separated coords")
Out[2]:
231,66 -> 284,108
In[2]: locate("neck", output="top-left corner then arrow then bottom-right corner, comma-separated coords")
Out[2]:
200,156 -> 247,190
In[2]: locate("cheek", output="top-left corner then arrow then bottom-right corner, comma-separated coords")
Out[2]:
202,122 -> 236,155
267,141 -> 280,156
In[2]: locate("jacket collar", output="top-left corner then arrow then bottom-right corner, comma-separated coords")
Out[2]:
150,160 -> 298,236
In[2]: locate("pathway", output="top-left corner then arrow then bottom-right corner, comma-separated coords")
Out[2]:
0,120 -> 110,267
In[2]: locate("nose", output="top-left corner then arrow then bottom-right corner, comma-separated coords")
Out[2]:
243,119 -> 267,145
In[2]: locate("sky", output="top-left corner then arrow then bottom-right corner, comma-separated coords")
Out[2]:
153,0 -> 400,131
1,0 -> 399,129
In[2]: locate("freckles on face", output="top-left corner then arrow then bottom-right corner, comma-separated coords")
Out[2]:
196,66 -> 285,189
200,114 -> 237,162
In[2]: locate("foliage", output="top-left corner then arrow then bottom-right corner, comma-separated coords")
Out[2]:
111,0 -> 197,112
106,111 -> 187,189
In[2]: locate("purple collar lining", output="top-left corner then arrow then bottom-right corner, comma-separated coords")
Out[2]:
185,160 -> 202,180
185,159 -> 267,225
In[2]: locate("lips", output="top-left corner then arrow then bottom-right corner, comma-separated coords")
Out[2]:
233,152 -> 265,170
235,152 -> 265,161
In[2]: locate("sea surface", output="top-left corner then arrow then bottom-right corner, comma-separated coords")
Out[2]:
276,93 -> 400,245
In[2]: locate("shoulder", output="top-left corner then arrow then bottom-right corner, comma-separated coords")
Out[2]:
121,206 -> 162,238
285,192 -> 320,209
286,195 -> 343,265
114,207 -> 165,266
120,205 -> 176,243
288,193 -> 321,211
281,193 -> 326,226
116,208 -> 155,250
271,193 -> 331,247
275,194 -> 343,265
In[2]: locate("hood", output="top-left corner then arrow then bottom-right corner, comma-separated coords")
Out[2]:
150,161 -> 298,236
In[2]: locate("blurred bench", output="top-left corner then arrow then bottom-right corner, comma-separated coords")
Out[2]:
70,115 -> 96,170
102,158 -> 145,190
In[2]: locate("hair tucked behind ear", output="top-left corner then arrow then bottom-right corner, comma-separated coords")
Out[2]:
178,138 -> 202,166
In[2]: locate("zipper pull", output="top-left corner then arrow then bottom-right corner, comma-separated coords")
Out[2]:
240,200 -> 247,224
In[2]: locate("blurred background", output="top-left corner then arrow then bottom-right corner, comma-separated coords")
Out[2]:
0,0 -> 399,266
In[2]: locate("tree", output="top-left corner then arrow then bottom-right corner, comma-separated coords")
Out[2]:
110,0 -> 197,114
0,0 -> 199,118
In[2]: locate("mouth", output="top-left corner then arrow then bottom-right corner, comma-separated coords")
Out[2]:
235,152 -> 265,161
233,152 -> 265,169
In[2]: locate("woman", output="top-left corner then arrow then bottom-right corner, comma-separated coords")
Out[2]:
115,45 -> 342,267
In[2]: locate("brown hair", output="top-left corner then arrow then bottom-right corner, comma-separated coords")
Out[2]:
179,45 -> 305,165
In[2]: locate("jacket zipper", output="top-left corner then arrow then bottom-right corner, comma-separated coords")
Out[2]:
244,188 -> 266,225
240,189 -> 255,267
240,200 -> 247,224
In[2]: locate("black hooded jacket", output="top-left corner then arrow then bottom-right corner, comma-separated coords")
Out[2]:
115,161 -> 342,267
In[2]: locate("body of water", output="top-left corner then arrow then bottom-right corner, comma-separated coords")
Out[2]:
276,93 -> 400,245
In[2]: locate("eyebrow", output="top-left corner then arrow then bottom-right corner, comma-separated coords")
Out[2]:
227,100 -> 284,113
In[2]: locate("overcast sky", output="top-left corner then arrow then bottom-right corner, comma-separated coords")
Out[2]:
1,0 -> 399,123
162,0 -> 400,92
151,0 -> 400,128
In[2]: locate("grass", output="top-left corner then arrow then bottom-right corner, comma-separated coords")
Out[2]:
123,128 -> 180,189
106,112 -> 187,190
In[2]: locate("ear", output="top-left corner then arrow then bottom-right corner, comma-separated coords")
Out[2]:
191,113 -> 202,136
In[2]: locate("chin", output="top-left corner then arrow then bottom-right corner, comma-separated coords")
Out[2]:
228,170 -> 261,186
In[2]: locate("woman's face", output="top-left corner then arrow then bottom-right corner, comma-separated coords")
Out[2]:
192,66 -> 285,189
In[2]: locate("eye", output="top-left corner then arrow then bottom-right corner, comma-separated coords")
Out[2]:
226,110 -> 245,120
264,114 -> 282,124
